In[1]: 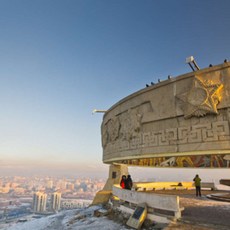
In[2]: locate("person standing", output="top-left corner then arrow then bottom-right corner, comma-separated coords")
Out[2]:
120,175 -> 126,189
193,174 -> 202,197
125,175 -> 133,190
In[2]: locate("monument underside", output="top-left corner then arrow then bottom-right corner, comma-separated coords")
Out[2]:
101,62 -> 230,168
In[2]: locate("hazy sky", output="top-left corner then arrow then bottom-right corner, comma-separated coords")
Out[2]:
1,0 -> 230,178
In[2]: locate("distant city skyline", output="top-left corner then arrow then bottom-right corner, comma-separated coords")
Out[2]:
1,164 -> 230,185
1,1 -> 230,177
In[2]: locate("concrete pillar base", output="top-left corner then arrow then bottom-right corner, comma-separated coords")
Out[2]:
92,164 -> 128,205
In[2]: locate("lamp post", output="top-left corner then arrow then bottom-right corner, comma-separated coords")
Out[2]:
92,109 -> 107,114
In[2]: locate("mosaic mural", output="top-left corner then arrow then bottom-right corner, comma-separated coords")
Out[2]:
118,154 -> 230,168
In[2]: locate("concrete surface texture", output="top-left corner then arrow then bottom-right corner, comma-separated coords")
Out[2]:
162,190 -> 230,230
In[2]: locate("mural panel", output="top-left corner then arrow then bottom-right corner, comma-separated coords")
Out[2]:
118,154 -> 230,168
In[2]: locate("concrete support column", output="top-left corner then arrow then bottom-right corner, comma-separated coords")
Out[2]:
92,164 -> 128,205
103,164 -> 129,190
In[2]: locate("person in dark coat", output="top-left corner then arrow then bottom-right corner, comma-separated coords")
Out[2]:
125,175 -> 133,190
193,174 -> 202,197
120,175 -> 126,189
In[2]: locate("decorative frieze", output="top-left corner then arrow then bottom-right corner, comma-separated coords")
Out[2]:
104,120 -> 230,154
176,75 -> 223,119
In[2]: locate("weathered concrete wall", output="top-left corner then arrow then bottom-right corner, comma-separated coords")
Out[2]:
113,185 -> 183,218
102,62 -> 230,168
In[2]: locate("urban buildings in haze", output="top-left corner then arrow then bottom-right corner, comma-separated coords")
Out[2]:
50,191 -> 62,212
33,191 -> 47,213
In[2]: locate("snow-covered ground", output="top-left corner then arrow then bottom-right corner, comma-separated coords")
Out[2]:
1,185 -> 229,230
1,206 -> 129,230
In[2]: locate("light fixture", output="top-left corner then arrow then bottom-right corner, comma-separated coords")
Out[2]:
186,56 -> 200,71
92,109 -> 107,114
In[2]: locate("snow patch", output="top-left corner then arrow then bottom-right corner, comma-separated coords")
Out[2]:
3,206 -> 129,230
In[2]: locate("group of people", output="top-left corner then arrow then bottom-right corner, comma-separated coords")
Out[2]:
119,173 -> 202,196
120,174 -> 133,190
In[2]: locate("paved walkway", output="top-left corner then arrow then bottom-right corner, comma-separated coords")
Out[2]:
152,190 -> 230,230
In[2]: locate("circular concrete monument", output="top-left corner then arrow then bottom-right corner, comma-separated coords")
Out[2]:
101,61 -> 230,168
92,61 -> 230,205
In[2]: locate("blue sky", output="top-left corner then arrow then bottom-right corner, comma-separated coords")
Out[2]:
1,0 -> 230,177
